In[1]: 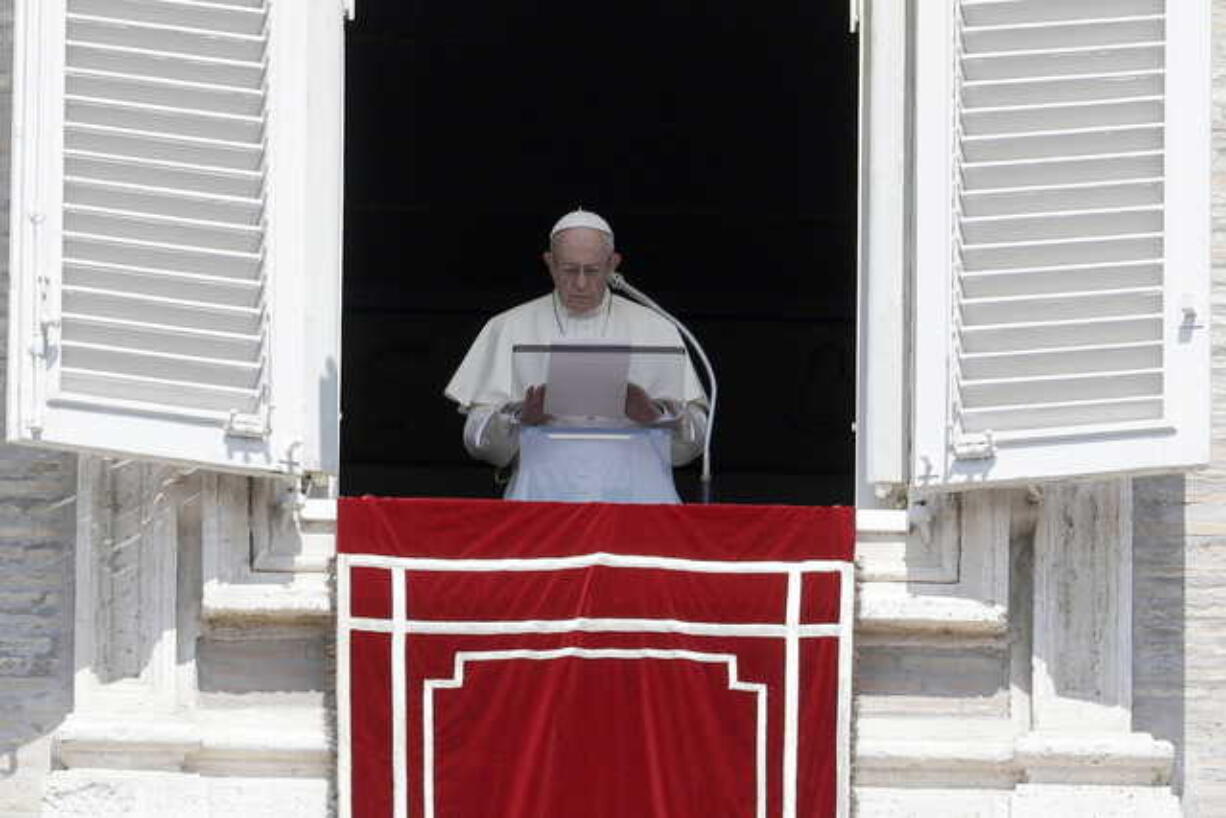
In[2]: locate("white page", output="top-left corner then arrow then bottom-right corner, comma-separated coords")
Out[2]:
543,340 -> 631,420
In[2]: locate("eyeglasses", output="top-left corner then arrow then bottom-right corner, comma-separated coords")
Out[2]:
553,260 -> 613,278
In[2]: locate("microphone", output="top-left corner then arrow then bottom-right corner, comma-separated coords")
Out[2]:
608,272 -> 717,502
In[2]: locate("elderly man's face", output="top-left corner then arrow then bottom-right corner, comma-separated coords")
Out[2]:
544,228 -> 621,315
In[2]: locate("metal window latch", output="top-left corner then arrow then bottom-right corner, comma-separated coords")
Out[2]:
953,430 -> 995,460
1180,294 -> 1204,330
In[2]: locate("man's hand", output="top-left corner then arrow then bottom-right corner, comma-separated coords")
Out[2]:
519,384 -> 550,425
625,383 -> 664,425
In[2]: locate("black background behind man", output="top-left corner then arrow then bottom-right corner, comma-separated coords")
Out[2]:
340,1 -> 856,504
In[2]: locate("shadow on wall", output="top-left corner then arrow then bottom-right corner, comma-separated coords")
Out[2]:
1132,474 -> 1187,796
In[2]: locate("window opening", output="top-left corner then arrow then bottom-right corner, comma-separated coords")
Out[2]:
340,2 -> 857,504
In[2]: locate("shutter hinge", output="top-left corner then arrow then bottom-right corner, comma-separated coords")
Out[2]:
225,385 -> 271,439
224,409 -> 270,439
30,317 -> 61,360
278,471 -> 336,524
907,498 -> 934,545
952,430 -> 996,460
31,268 -> 61,362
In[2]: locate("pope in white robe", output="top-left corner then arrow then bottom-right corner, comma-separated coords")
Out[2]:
444,209 -> 708,503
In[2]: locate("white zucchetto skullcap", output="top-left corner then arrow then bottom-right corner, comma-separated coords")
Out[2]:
549,208 -> 614,246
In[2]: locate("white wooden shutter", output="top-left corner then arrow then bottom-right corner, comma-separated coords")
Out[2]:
911,0 -> 1209,488
8,0 -> 343,475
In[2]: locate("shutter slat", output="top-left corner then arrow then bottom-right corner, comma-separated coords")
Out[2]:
962,261 -> 1162,297
963,72 -> 1163,107
964,151 -> 1163,189
961,316 -> 1162,354
963,98 -> 1162,136
60,368 -> 260,413
961,396 -> 1162,432
67,69 -> 262,116
962,342 -> 1163,380
68,14 -> 266,62
62,341 -> 261,389
962,18 -> 1164,54
68,0 -> 266,36
962,206 -> 1161,244
961,1 -> 1162,28
66,96 -> 263,144
66,125 -> 262,171
962,124 -> 1163,163
66,178 -> 261,224
66,151 -> 262,198
962,234 -> 1163,271
962,180 -> 1162,217
66,42 -> 264,89
962,369 -> 1162,408
64,261 -> 261,308
961,287 -> 1161,325
66,206 -> 262,253
66,234 -> 261,279
963,44 -> 1164,81
61,314 -> 260,361
63,285 -> 262,335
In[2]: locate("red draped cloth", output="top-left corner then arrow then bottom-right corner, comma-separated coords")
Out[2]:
339,498 -> 854,818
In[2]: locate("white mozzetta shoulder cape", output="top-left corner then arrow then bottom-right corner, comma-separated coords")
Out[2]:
444,292 -> 707,409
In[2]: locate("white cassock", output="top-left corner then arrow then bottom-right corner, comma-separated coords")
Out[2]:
445,290 -> 708,503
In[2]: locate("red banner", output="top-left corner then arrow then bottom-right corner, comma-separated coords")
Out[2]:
339,499 -> 854,818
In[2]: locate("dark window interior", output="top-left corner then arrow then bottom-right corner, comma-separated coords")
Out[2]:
341,2 -> 858,504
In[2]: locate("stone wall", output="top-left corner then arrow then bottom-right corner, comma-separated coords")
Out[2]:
1129,2 -> 1226,816
0,2 -> 78,817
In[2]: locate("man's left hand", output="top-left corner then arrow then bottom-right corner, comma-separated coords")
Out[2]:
625,383 -> 664,425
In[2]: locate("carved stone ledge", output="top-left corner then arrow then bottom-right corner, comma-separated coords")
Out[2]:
857,583 -> 1008,637
55,715 -> 200,772
855,788 -> 1011,818
192,717 -> 331,777
201,575 -> 332,626
1010,784 -> 1181,818
54,711 -> 330,778
1014,731 -> 1175,786
43,769 -> 331,818
855,717 -> 1018,788
855,718 -> 1177,794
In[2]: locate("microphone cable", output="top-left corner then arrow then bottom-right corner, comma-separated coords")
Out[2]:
608,272 -> 717,501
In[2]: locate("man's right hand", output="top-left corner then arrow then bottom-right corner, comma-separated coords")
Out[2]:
519,384 -> 550,425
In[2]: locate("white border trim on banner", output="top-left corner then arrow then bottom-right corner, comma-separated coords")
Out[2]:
336,552 -> 854,818
344,552 -> 850,574
422,648 -> 768,818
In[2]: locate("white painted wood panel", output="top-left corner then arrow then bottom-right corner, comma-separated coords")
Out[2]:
911,0 -> 1210,488
7,0 -> 343,476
